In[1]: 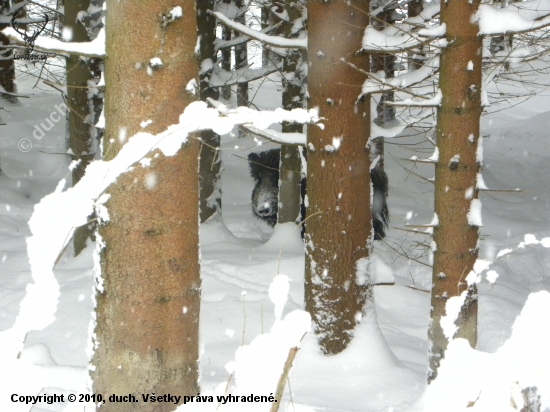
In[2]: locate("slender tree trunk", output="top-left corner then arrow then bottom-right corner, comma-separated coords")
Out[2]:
235,1 -> 248,106
197,0 -> 222,222
407,0 -> 424,71
305,0 -> 372,355
278,1 -> 306,225
65,0 -> 97,255
371,2 -> 396,170
261,2 -> 283,68
0,0 -> 17,103
489,0 -> 513,71
92,2 -> 200,410
261,3 -> 270,67
428,0 -> 482,382
220,0 -> 232,100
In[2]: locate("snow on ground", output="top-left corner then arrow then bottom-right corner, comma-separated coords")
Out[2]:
1,67 -> 550,412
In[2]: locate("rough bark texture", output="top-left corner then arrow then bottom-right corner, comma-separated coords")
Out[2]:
0,0 -> 17,103
428,0 -> 482,382
197,0 -> 221,223
92,2 -> 200,411
278,1 -> 306,225
305,0 -> 371,355
278,144 -> 302,224
65,0 -> 96,255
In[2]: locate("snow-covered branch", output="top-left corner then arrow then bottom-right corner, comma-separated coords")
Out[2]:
210,10 -> 307,50
239,124 -> 306,146
386,90 -> 442,107
214,22 -> 283,51
362,24 -> 447,53
1,27 -> 105,57
477,0 -> 550,36
209,62 -> 282,87
341,56 -> 439,100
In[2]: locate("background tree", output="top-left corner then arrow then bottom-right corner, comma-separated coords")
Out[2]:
219,0 -> 233,99
197,0 -> 222,222
65,0 -> 103,255
91,2 -> 200,410
0,0 -> 19,103
234,0 -> 248,106
278,0 -> 306,226
371,0 -> 397,171
428,0 -> 482,381
305,0 -> 372,355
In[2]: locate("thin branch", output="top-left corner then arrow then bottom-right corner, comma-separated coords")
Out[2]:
341,58 -> 433,99
209,10 -> 307,49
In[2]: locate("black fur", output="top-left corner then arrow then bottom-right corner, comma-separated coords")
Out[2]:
248,150 -> 281,227
248,148 -> 389,240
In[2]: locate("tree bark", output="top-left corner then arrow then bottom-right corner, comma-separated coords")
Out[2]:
197,0 -> 222,223
0,0 -> 17,103
234,1 -> 248,107
64,0 -> 97,255
92,2 -> 200,410
371,2 -> 396,171
278,1 -> 306,225
305,0 -> 372,355
220,0 -> 232,100
407,0 -> 424,71
428,0 -> 482,382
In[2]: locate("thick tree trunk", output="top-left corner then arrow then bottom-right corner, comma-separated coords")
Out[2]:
428,0 -> 482,382
92,2 -> 200,410
305,0 -> 372,355
197,0 -> 222,223
278,1 -> 306,225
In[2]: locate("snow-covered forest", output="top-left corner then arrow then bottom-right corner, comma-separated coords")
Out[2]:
1,0 -> 549,411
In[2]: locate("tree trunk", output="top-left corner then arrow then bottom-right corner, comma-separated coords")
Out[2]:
278,1 -> 306,225
261,2 -> 283,68
407,0 -> 424,71
92,2 -> 200,410
489,0 -> 513,71
0,0 -> 17,103
371,2 -> 396,171
428,0 -> 482,382
65,0 -> 97,255
261,4 -> 270,67
220,0 -> 232,100
234,1 -> 248,107
278,144 -> 302,224
197,0 -> 222,223
305,0 -> 372,355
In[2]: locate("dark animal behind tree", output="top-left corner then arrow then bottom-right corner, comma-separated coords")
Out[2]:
248,148 -> 389,240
